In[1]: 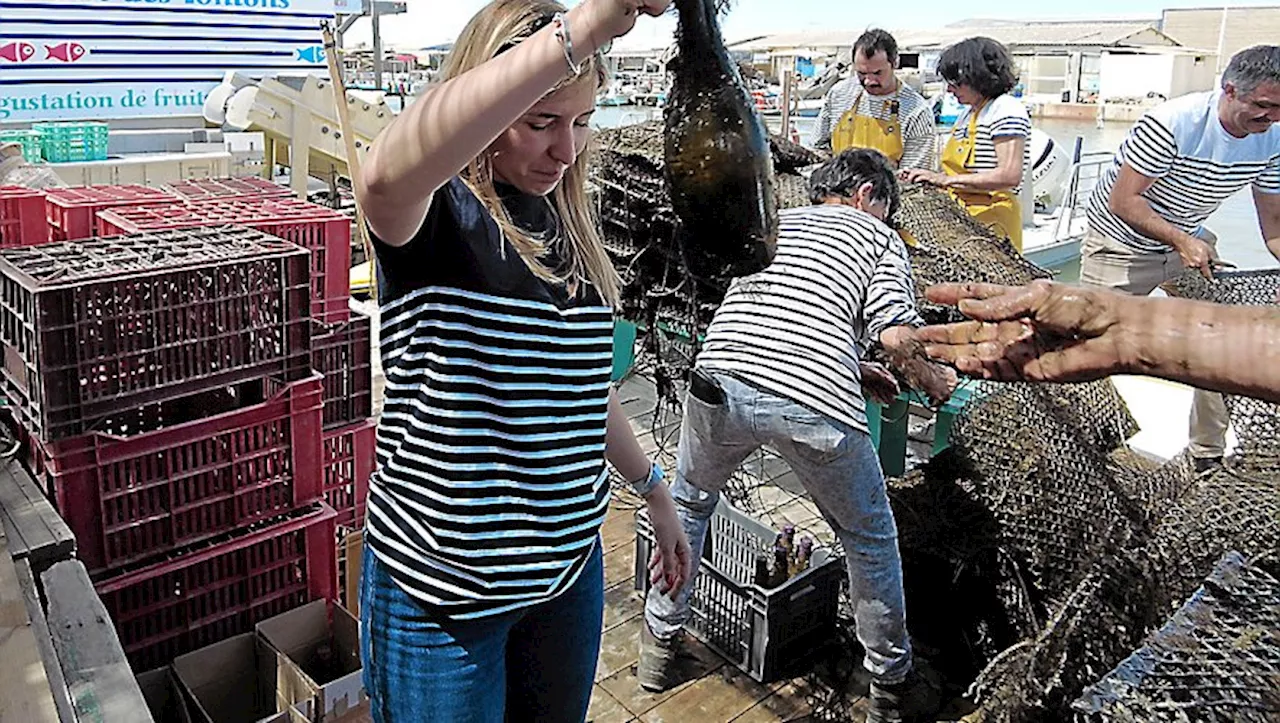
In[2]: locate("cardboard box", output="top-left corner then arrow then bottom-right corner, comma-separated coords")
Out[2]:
289,698 -> 371,723
135,667 -> 188,723
257,600 -> 365,721
172,633 -> 289,723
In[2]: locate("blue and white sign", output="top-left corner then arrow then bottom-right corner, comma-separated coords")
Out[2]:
0,0 -> 337,123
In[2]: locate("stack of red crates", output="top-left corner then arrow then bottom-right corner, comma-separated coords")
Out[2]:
92,181 -> 377,533
0,185 -> 48,247
0,224 -> 348,672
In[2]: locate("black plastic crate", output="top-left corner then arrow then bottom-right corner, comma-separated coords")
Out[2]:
0,225 -> 312,441
312,301 -> 372,430
635,500 -> 843,682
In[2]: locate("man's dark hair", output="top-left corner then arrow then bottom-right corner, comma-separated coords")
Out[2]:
937,36 -> 1019,99
854,28 -> 899,67
807,148 -> 900,220
1222,44 -> 1280,96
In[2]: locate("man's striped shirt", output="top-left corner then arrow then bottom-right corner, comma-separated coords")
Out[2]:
697,205 -> 923,433
1087,90 -> 1280,254
815,77 -> 936,170
367,177 -> 613,619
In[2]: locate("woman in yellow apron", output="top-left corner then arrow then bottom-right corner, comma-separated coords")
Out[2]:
901,37 -> 1029,252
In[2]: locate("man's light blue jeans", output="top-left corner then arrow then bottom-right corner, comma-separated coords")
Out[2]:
643,370 -> 913,684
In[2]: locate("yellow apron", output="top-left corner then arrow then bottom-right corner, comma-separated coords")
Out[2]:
941,101 -> 1023,252
830,90 -> 904,165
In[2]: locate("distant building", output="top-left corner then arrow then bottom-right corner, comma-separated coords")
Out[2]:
727,19 -> 1218,111
1160,6 -> 1280,74
898,20 -> 1185,104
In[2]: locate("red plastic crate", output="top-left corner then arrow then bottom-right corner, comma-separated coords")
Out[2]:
28,374 -> 325,572
314,304 -> 372,430
163,176 -> 293,203
0,226 -> 313,442
96,197 -> 352,323
44,184 -> 178,241
323,418 -> 376,530
0,185 -> 48,247
94,502 -> 338,672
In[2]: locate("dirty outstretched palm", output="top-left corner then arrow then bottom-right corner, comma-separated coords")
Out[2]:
664,0 -> 778,282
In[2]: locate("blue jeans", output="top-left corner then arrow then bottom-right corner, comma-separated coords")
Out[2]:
360,541 -> 604,723
643,371 -> 912,684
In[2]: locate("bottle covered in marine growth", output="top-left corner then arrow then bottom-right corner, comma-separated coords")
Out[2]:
663,0 -> 778,283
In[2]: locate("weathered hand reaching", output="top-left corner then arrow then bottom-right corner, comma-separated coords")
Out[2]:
1174,234 -> 1216,280
859,361 -> 900,405
881,328 -> 958,406
915,280 -> 1134,382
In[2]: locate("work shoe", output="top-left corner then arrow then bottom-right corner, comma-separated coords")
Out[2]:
866,670 -> 941,723
637,622 -> 681,692
1193,455 -> 1223,475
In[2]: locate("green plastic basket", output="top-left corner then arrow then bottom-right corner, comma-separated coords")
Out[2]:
0,130 -> 42,163
32,122 -> 109,163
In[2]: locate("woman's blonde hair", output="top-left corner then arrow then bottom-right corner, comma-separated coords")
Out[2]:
439,0 -> 619,305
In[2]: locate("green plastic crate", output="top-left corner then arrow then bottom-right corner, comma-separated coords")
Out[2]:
32,122 -> 109,163
612,319 -> 638,382
0,130 -> 42,162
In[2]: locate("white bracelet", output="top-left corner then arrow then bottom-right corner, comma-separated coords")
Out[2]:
629,462 -> 665,498
551,12 -> 583,77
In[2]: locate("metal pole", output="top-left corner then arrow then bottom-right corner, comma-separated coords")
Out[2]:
780,58 -> 794,138
1215,5 -> 1230,76
372,0 -> 384,91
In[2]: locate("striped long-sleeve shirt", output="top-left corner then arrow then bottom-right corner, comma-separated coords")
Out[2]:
697,204 -> 924,433
367,177 -> 613,619
814,77 -> 936,170
1087,90 -> 1280,254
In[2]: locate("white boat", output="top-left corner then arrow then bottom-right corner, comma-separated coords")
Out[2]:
1022,138 -> 1111,272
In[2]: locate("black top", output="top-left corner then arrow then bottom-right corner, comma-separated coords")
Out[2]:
366,176 -> 614,620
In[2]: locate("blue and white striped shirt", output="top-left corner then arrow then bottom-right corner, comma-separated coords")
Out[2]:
697,205 -> 923,433
367,178 -> 612,619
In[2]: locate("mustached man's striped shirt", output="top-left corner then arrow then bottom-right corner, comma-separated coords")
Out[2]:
697,205 -> 923,433
368,177 -> 613,619
1087,90 -> 1280,254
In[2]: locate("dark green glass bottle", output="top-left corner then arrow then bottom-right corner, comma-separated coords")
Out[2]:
664,0 -> 778,283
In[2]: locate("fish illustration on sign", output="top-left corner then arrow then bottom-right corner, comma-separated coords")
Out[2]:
45,43 -> 87,62
296,46 -> 325,63
0,42 -> 35,63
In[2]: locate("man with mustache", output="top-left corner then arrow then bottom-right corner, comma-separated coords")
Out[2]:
1081,43 -> 1280,474
814,29 -> 935,170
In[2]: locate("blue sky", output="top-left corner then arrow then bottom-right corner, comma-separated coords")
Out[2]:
347,1 -> 1279,50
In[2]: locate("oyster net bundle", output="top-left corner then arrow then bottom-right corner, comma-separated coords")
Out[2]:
894,184 -> 1052,323
591,122 -> 1054,399
1074,551 -> 1280,721
589,121 -> 818,398
902,382 -> 1280,721
1165,269 -> 1280,471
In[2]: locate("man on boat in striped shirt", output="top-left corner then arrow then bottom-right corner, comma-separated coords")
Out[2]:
639,149 -> 956,723
1082,44 -> 1280,474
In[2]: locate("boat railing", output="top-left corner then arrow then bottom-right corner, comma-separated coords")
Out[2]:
1050,147 -> 1113,242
